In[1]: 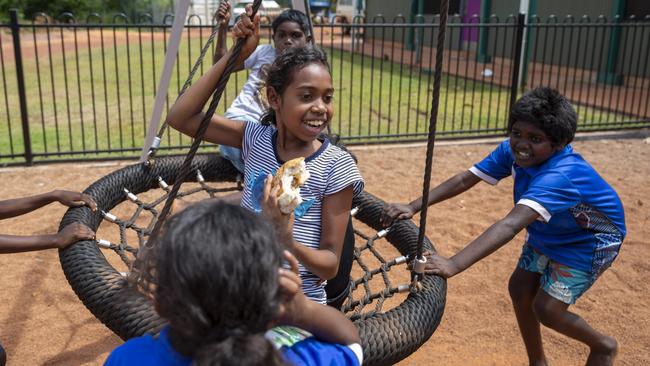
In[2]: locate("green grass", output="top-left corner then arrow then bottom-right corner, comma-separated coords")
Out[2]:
0,28 -> 636,164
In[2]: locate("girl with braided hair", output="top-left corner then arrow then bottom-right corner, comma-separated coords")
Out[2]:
105,194 -> 362,366
166,6 -> 363,306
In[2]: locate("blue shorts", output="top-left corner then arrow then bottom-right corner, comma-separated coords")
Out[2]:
219,117 -> 251,173
517,243 -> 602,304
220,144 -> 244,173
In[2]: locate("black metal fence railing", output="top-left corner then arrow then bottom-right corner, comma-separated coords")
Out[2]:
1,10 -> 648,165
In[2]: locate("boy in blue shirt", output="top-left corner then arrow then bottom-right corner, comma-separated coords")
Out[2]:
383,87 -> 624,366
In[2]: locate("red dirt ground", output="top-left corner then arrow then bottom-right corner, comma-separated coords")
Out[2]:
1,136 -> 649,365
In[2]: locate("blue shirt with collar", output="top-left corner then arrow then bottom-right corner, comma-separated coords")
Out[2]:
470,139 -> 626,274
104,326 -> 362,366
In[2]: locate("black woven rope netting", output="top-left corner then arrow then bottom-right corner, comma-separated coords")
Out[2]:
59,155 -> 446,365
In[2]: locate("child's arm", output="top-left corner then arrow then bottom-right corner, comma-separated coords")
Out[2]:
381,170 -> 482,227
167,7 -> 260,148
0,222 -> 95,253
292,187 -> 352,280
212,0 -> 246,72
422,204 -> 540,278
278,251 -> 360,345
0,190 -> 97,220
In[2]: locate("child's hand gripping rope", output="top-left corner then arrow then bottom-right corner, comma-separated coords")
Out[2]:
215,0 -> 231,27
231,4 -> 261,65
52,190 -> 98,212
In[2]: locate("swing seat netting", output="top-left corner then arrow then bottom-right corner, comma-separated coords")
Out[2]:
58,154 -> 446,365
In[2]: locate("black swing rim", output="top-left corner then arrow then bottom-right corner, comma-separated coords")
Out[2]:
58,154 -> 446,366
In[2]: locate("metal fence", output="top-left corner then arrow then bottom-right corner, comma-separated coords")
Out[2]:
1,10 -> 649,165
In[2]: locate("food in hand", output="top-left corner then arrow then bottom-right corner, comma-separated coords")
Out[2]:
272,157 -> 310,214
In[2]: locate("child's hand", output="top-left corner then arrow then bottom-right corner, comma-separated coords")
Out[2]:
231,4 -> 260,65
409,250 -> 460,278
55,223 -> 95,249
215,0 -> 231,27
277,250 -> 307,325
53,190 -> 97,212
261,174 -> 295,249
381,202 -> 416,227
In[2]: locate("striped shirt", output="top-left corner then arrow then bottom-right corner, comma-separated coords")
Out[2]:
241,122 -> 364,303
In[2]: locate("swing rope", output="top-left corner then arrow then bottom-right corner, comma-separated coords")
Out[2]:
144,0 -> 227,163
412,0 -> 450,281
146,0 -> 263,245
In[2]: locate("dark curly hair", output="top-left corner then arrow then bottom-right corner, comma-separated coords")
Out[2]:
260,44 -> 330,127
271,9 -> 311,38
133,200 -> 286,366
259,45 -> 357,162
508,87 -> 578,145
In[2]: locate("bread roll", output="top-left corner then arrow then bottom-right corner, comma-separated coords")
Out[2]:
272,157 -> 310,214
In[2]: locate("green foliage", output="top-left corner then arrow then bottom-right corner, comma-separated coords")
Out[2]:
1,0 -> 100,22
0,0 -> 172,23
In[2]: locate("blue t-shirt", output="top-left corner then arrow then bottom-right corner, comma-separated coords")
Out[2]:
240,122 -> 364,304
469,139 -> 626,274
104,327 -> 362,366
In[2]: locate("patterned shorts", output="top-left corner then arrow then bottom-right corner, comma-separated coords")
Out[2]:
517,244 -> 601,304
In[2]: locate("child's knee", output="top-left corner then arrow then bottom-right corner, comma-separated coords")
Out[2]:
508,276 -> 528,302
532,295 -> 565,327
508,270 -> 537,303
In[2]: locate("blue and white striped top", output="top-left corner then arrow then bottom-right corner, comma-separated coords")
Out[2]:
240,122 -> 364,303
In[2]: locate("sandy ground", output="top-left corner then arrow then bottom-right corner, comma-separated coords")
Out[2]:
0,136 -> 649,365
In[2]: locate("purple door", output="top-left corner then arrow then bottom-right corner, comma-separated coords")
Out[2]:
462,0 -> 481,42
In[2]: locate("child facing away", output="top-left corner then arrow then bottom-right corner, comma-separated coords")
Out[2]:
166,8 -> 364,305
212,2 -> 312,173
1,189 -> 96,366
105,199 -> 363,366
382,87 -> 624,366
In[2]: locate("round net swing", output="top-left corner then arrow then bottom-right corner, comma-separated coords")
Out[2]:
58,0 -> 453,364
58,154 -> 446,365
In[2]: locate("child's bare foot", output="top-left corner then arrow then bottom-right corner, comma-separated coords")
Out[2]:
586,336 -> 617,366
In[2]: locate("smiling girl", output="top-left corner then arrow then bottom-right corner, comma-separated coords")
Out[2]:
212,4 -> 312,173
166,8 -> 363,305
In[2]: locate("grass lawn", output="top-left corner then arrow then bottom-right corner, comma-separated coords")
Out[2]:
0,27 -> 630,164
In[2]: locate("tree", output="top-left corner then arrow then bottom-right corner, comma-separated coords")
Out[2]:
0,0 -> 171,23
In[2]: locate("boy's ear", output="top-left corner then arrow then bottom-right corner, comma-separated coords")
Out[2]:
552,142 -> 566,151
267,86 -> 281,110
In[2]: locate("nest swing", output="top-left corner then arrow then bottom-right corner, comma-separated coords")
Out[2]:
58,0 -> 453,364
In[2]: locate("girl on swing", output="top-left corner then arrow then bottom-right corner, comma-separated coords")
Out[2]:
166,6 -> 363,305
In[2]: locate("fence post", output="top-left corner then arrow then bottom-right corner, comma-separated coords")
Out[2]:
476,0 -> 492,63
509,13 -> 526,116
9,9 -> 32,165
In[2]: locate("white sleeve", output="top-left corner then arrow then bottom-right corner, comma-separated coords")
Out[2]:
469,166 -> 499,185
347,343 -> 363,365
517,198 -> 552,222
243,45 -> 262,69
244,44 -> 275,70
